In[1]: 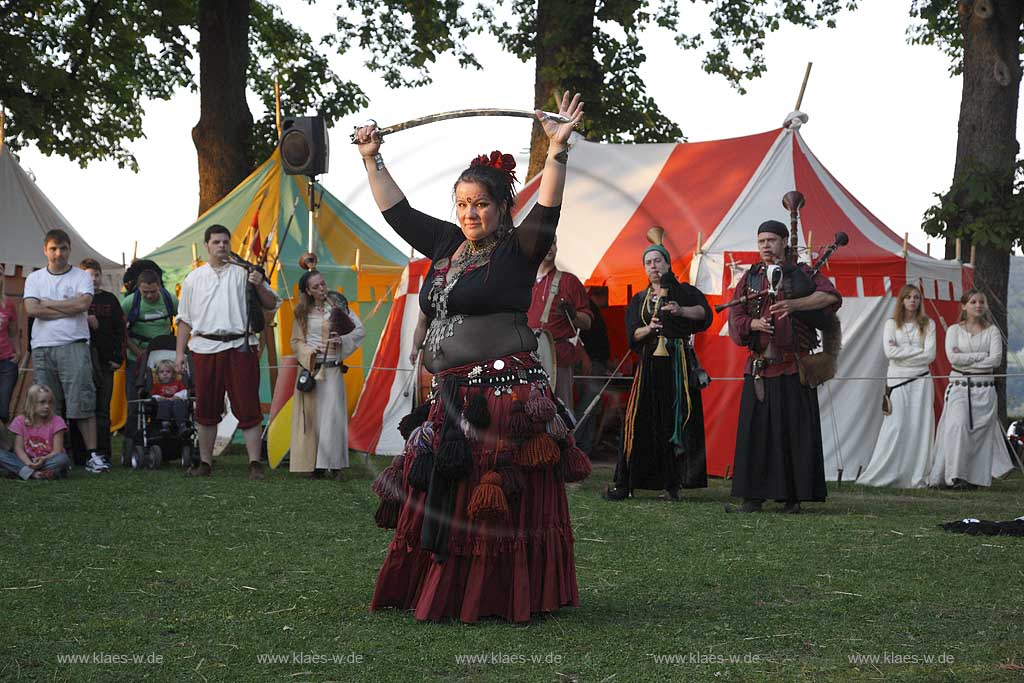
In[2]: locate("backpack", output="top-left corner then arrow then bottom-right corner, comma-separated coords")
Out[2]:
126,287 -> 176,341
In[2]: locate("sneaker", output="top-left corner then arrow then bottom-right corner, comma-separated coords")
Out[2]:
248,461 -> 265,481
85,454 -> 109,473
186,461 -> 212,477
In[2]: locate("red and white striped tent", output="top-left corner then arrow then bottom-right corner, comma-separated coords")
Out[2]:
351,116 -> 971,481
514,115 -> 970,479
350,258 -> 431,456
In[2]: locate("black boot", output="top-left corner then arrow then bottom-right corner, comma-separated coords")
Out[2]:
782,500 -> 802,514
603,484 -> 629,501
725,498 -> 763,513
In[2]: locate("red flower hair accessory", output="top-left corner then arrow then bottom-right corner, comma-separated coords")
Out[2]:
470,150 -> 518,185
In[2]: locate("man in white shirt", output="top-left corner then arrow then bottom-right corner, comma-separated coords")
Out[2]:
175,225 -> 280,479
23,229 -> 109,473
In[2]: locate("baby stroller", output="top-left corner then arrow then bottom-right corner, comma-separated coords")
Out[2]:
1008,420 -> 1024,469
122,334 -> 199,469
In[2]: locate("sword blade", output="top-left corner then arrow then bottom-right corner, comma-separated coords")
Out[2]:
349,108 -> 571,143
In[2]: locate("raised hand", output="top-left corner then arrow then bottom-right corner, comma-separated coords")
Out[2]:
536,91 -> 583,147
353,121 -> 382,158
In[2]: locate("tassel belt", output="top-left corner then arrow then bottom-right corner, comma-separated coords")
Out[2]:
433,353 -> 548,395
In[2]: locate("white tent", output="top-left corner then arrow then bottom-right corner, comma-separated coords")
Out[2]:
0,143 -> 122,288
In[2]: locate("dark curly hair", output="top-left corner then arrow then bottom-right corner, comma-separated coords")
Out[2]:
452,164 -> 517,234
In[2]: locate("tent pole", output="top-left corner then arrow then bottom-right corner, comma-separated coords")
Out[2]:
795,62 -> 813,110
307,176 -> 316,252
274,78 -> 283,141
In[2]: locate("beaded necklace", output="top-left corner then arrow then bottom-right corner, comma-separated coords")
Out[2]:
424,234 -> 500,356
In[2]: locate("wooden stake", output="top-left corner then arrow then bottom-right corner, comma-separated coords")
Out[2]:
353,248 -> 361,273
696,231 -> 702,254
926,242 -> 931,256
0,105 -> 5,148
902,232 -> 908,258
955,238 -> 962,262
970,244 -> 976,267
132,241 -> 138,263
191,243 -> 199,269
274,78 -> 283,141
795,62 -> 813,110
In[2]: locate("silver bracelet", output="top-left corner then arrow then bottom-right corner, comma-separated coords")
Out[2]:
365,153 -> 384,171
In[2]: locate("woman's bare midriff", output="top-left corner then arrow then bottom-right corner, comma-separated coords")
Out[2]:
423,311 -> 538,373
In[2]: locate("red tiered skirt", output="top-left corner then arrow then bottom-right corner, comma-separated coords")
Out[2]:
370,353 -> 580,623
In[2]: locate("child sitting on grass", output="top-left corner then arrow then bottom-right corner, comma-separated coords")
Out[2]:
0,384 -> 71,480
151,359 -> 189,437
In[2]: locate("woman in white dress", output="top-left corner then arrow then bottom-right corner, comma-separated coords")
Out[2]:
860,284 -> 935,488
290,270 -> 366,479
928,288 -> 1014,489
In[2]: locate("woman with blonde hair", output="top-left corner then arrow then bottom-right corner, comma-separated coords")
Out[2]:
860,284 -> 936,488
0,384 -> 71,480
289,270 -> 365,479
928,288 -> 1014,488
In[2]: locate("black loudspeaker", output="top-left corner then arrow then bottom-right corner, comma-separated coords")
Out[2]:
279,115 -> 329,176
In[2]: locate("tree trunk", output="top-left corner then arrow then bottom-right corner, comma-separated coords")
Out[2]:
527,0 -> 599,180
943,0 -> 1022,424
192,0 -> 254,216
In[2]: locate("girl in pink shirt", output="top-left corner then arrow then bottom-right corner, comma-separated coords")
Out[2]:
1,384 -> 71,480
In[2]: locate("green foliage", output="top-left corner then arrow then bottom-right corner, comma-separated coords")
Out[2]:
694,0 -> 857,92
0,0 -> 194,171
248,1 -> 368,163
922,160 -> 1024,250
0,0 -> 365,171
907,0 -> 965,74
335,0 -> 859,144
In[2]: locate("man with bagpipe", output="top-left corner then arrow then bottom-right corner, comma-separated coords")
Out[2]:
724,192 -> 845,514
174,225 -> 280,479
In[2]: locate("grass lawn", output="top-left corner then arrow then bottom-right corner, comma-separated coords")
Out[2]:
2,448 -> 1022,683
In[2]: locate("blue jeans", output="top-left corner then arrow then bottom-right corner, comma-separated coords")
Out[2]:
0,358 -> 17,424
0,449 -> 71,480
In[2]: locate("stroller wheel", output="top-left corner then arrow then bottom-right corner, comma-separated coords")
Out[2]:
180,445 -> 192,469
148,445 -> 162,470
131,444 -> 144,470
